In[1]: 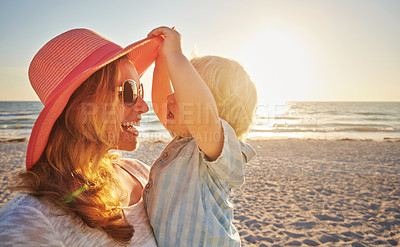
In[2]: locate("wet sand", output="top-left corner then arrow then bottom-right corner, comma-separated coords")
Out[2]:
1,139 -> 399,246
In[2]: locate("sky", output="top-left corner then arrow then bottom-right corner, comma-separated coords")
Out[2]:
0,0 -> 399,104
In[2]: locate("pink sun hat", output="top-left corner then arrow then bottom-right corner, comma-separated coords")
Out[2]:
26,28 -> 163,170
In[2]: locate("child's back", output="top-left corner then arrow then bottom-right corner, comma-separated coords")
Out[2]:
143,119 -> 253,246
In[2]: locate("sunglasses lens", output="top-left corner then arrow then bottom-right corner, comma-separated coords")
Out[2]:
123,80 -> 137,107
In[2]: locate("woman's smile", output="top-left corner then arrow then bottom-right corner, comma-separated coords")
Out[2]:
121,120 -> 140,136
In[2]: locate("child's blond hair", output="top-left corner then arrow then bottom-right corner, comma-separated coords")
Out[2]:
191,56 -> 257,140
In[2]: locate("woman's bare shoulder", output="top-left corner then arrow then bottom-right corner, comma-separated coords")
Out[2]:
118,158 -> 151,186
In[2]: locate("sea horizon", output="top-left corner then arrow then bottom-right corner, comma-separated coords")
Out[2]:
1,101 -> 399,142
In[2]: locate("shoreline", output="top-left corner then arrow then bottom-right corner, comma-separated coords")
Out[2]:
1,139 -> 399,246
0,137 -> 27,143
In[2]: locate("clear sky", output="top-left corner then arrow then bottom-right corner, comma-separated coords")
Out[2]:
0,0 -> 399,104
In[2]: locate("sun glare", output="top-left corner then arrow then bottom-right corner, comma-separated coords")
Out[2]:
238,29 -> 316,105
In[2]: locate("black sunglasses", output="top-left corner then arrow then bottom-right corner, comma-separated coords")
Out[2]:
118,79 -> 144,107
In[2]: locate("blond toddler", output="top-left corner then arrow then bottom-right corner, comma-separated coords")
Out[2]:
143,26 -> 257,246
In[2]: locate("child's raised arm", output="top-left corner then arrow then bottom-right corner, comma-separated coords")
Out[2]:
148,27 -> 223,160
152,54 -> 173,129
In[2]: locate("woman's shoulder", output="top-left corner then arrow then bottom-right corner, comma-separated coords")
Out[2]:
0,194 -> 64,244
0,193 -> 54,216
119,158 -> 150,173
119,158 -> 151,184
0,193 -> 64,222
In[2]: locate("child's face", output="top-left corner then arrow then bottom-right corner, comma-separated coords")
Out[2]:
166,93 -> 191,137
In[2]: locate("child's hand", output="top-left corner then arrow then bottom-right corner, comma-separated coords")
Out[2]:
148,26 -> 183,57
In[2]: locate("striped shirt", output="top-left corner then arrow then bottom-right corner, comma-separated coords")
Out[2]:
143,119 -> 256,246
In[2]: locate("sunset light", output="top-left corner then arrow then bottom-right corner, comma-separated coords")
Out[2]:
239,29 -> 316,105
1,1 -> 400,246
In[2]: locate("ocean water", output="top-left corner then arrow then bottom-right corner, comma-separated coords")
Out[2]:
0,101 -> 42,140
0,101 -> 399,142
251,102 -> 400,140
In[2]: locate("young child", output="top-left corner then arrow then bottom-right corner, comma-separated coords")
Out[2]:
143,26 -> 258,246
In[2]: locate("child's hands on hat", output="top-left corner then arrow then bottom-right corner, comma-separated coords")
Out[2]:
148,26 -> 183,58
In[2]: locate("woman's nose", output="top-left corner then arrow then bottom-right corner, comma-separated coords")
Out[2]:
134,96 -> 149,114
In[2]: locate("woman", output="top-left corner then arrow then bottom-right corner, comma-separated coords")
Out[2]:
0,28 -> 162,246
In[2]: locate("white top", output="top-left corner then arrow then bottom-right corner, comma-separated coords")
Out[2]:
0,159 -> 157,247
143,119 -> 256,247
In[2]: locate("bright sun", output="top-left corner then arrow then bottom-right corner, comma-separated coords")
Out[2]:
238,29 -> 316,105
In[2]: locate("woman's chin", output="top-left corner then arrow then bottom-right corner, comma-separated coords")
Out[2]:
114,133 -> 139,151
116,143 -> 139,152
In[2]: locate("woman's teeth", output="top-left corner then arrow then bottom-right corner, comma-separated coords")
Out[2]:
121,122 -> 139,135
122,121 -> 140,134
122,121 -> 140,127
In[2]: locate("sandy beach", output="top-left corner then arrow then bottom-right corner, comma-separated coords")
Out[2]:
1,139 -> 399,246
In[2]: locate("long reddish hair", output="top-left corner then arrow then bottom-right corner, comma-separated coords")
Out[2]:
14,56 -> 134,244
